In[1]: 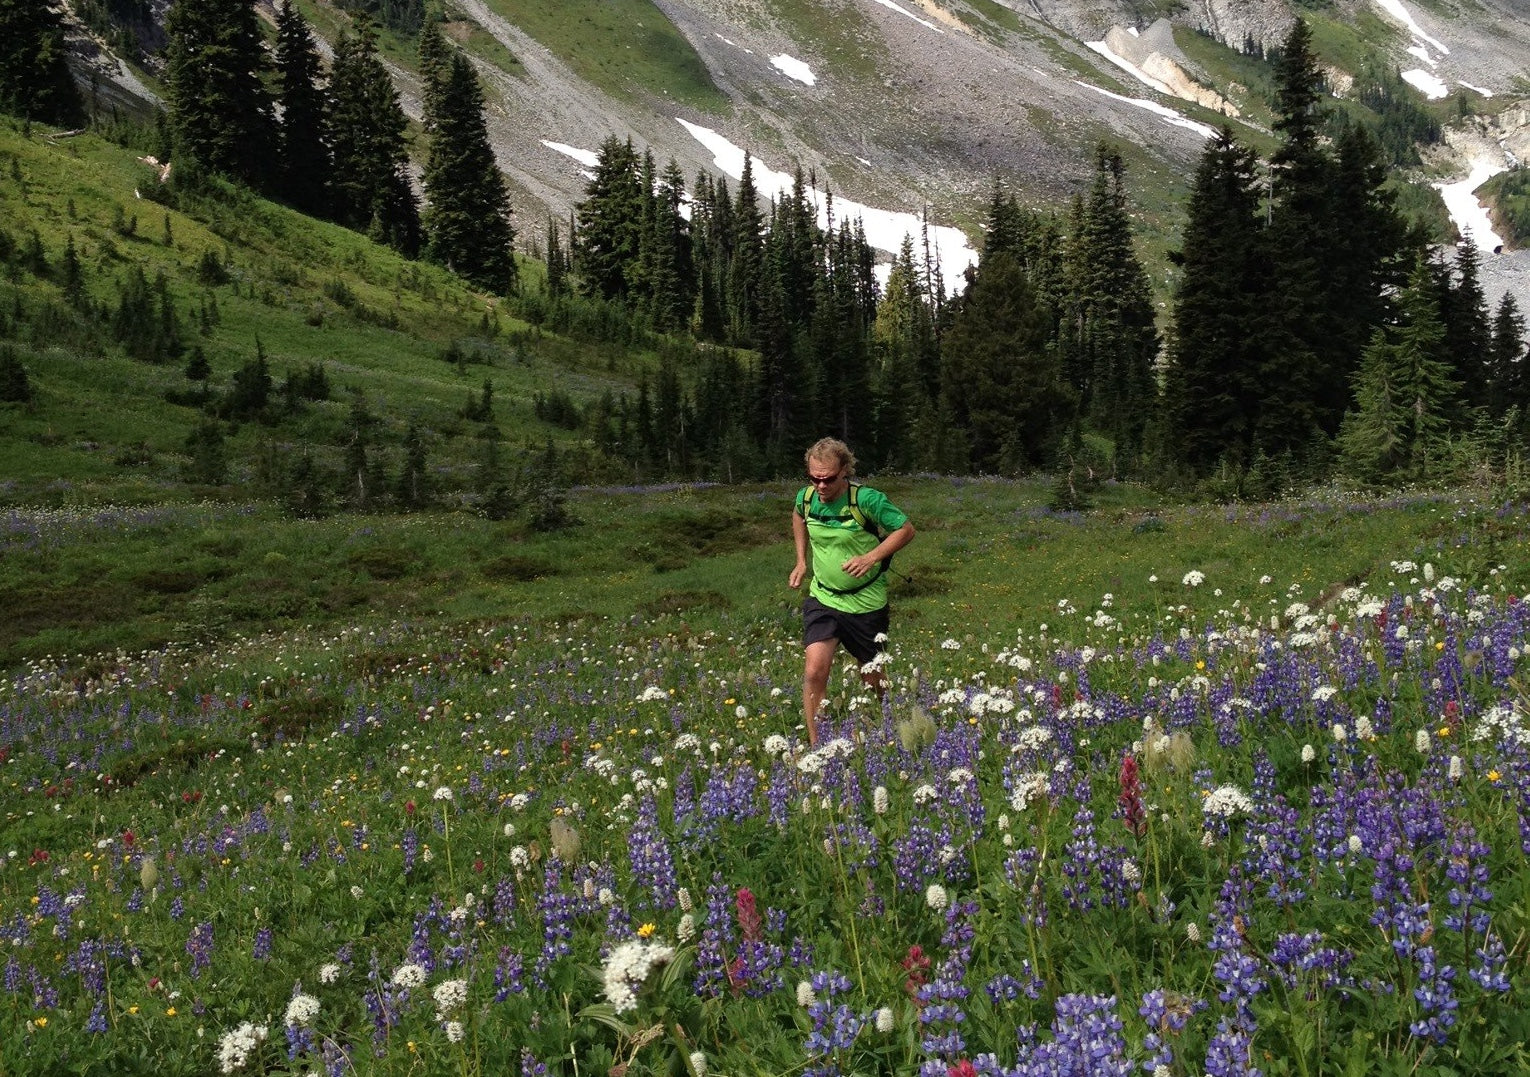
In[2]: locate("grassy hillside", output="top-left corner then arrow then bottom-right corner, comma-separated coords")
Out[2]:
0,120 -> 656,509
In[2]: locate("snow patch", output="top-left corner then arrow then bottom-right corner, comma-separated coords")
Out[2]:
542,141 -> 600,169
1405,45 -> 1436,67
867,0 -> 943,34
1073,82 -> 1217,139
1434,157 -> 1507,252
1459,81 -> 1494,98
674,118 -> 976,288
1401,69 -> 1448,100
771,54 -> 816,86
1373,0 -> 1449,56
715,33 -> 753,55
1086,40 -> 1177,97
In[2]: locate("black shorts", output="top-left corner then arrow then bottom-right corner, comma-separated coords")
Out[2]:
802,596 -> 890,665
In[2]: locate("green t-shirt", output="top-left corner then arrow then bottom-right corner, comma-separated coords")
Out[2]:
795,483 -> 908,613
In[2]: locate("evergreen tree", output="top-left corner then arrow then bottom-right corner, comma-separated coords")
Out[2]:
545,216 -> 568,298
645,160 -> 695,332
60,234 -> 86,309
184,418 -> 227,484
940,251 -> 1071,473
0,0 -> 83,126
273,1 -> 330,217
1436,238 -> 1492,409
328,19 -> 420,256
0,346 -> 32,403
871,236 -> 936,471
1338,262 -> 1460,483
1163,128 -> 1267,476
395,420 -> 430,509
422,51 -> 518,294
1487,294 -> 1526,422
1066,145 -> 1157,472
164,0 -> 275,188
574,137 -> 644,301
728,154 -> 767,346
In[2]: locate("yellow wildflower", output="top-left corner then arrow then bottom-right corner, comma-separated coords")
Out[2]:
637,922 -> 657,938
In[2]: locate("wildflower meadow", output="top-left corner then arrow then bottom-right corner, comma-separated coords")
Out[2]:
3,486 -> 1530,1076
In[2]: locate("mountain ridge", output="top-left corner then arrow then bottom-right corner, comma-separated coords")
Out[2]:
54,0 -> 1530,309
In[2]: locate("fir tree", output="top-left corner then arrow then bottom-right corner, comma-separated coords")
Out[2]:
164,0 -> 275,189
0,346 -> 32,403
1338,262 -> 1460,483
1065,145 -> 1157,472
574,137 -> 644,301
729,154 -> 767,346
871,236 -> 936,471
273,1 -> 330,217
1437,238 -> 1492,409
422,51 -> 518,294
1162,128 -> 1267,476
328,19 -> 420,256
183,418 -> 227,484
1488,294 -> 1527,422
940,250 -> 1071,473
545,217 -> 568,298
644,159 -> 695,332
0,0 -> 84,126
395,421 -> 430,509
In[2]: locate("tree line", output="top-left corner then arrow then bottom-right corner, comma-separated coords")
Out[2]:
5,3 -> 1528,502
161,0 -> 515,294
536,20 -> 1527,495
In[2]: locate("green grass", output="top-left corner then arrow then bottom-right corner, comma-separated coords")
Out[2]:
484,0 -> 727,111
5,474 -> 1527,680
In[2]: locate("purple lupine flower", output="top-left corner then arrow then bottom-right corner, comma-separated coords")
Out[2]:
628,795 -> 679,911
493,947 -> 525,1001
185,921 -> 214,978
803,968 -> 865,1059
1469,931 -> 1510,992
253,927 -> 274,961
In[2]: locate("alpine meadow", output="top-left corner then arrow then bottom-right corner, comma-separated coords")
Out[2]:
5,1 -> 1530,1075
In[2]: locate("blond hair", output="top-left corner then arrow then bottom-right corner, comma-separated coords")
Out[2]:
804,437 -> 856,476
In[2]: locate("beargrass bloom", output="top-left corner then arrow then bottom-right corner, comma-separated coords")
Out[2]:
602,937 -> 675,1013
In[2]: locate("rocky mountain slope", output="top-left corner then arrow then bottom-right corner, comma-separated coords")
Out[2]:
61,0 -> 1530,300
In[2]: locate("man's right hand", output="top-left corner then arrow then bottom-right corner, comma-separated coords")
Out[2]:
789,563 -> 807,589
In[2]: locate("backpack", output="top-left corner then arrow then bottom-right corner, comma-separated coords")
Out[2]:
800,482 -> 893,595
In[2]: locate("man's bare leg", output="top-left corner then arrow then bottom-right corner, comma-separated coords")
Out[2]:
802,638 -> 838,746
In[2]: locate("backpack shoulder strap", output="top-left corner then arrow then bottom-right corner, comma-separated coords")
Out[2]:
846,483 -> 879,539
798,486 -> 813,516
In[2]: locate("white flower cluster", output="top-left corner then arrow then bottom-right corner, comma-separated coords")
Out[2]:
925,883 -> 949,911
602,938 -> 676,1013
391,963 -> 427,989
912,783 -> 938,806
1183,570 -> 1205,587
432,978 -> 469,1016
1014,725 -> 1053,752
284,993 -> 320,1029
1009,772 -> 1050,812
217,1021 -> 269,1074
762,734 -> 790,759
636,685 -> 668,702
1471,703 -> 1528,745
795,737 -> 856,775
318,962 -> 343,985
1202,785 -> 1254,818
940,638 -> 962,650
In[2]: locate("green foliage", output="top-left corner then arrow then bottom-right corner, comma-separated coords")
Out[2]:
0,343 -> 33,402
0,0 -> 84,126
421,50 -> 518,295
163,0 -> 276,188
1480,167 -> 1530,248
